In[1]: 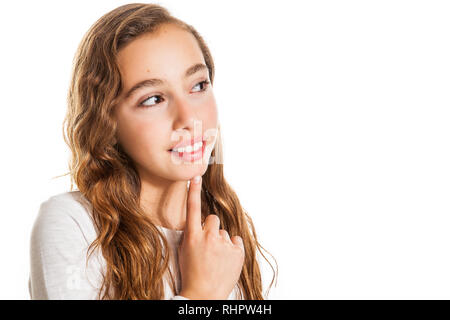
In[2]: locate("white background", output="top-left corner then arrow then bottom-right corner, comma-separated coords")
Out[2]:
0,0 -> 449,299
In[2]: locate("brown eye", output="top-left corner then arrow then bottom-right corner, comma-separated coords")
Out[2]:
192,80 -> 210,92
139,95 -> 164,108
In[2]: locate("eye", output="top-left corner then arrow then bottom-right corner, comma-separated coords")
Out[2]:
192,79 -> 210,93
138,95 -> 164,107
138,79 -> 210,108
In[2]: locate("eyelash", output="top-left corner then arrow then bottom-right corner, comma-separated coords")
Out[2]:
138,80 -> 210,108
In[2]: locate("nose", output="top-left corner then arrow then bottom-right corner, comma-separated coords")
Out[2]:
172,95 -> 201,133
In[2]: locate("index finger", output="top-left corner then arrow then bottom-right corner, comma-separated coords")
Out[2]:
185,175 -> 202,234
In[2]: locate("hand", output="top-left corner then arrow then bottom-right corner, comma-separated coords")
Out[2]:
177,175 -> 245,300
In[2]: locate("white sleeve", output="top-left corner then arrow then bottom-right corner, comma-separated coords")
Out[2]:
29,198 -> 102,300
172,295 -> 190,300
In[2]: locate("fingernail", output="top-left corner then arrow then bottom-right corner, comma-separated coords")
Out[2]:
193,176 -> 201,184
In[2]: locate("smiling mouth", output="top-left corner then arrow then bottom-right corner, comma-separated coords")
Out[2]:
168,140 -> 206,161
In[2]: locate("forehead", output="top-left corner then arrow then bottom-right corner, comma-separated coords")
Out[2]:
116,24 -> 205,84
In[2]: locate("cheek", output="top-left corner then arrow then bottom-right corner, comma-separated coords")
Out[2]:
202,96 -> 219,127
116,115 -> 162,158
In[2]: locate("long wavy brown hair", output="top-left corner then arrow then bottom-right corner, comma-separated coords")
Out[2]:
60,3 -> 278,299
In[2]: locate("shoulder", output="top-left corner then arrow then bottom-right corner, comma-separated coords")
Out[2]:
29,191 -> 105,299
31,191 -> 98,246
37,190 -> 93,218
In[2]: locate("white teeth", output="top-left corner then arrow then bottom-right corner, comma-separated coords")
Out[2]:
193,141 -> 203,151
172,141 -> 203,153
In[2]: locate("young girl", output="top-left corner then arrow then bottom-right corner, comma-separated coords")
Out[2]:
29,3 -> 277,300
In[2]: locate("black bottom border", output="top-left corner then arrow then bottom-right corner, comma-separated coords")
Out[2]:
1,300 -> 449,318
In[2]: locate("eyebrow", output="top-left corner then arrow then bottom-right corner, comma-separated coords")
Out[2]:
124,63 -> 208,99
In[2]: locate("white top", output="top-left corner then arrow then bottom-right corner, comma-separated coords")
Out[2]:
29,191 -> 242,300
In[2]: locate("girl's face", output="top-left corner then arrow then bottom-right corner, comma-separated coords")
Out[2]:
114,24 -> 218,182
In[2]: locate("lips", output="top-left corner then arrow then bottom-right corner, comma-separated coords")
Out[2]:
169,140 -> 206,162
168,136 -> 204,151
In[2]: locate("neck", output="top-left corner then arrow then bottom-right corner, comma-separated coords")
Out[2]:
139,174 -> 188,231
